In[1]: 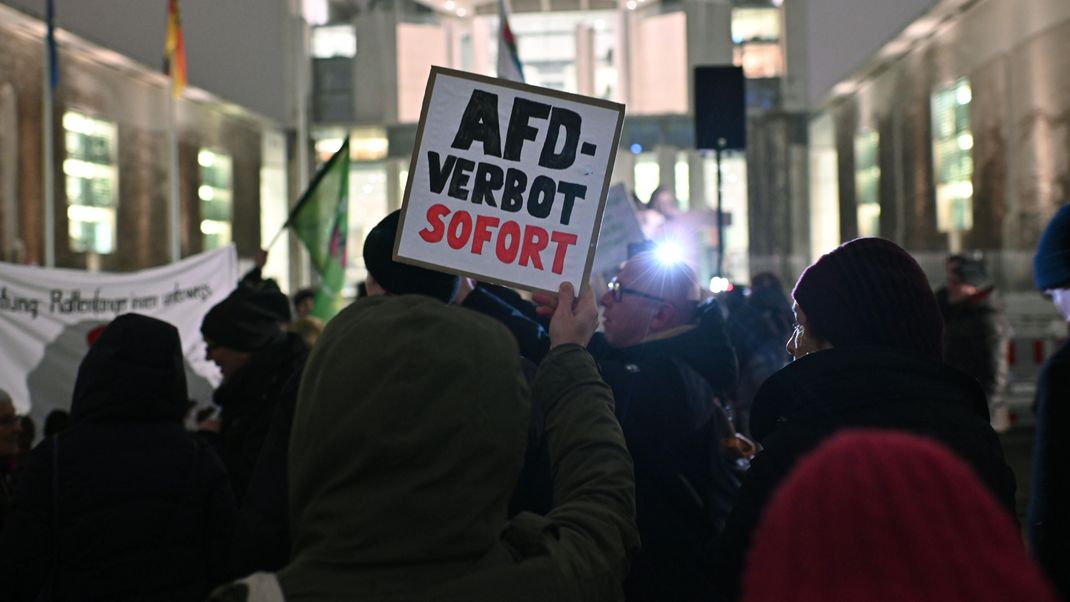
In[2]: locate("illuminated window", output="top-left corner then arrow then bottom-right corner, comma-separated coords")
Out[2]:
592,17 -> 618,100
312,25 -> 356,59
346,164 -> 389,294
485,11 -> 618,98
303,0 -> 329,25
351,127 -> 389,161
732,8 -> 780,43
199,149 -> 233,250
63,111 -> 117,254
733,43 -> 784,79
675,152 -> 690,210
633,153 -> 659,207
809,112 -> 840,260
732,8 -> 784,79
703,151 -> 749,281
854,130 -> 880,237
931,78 -> 973,232
314,136 -> 346,164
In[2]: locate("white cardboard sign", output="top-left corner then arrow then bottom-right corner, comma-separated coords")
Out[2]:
395,67 -> 625,293
592,183 -> 645,277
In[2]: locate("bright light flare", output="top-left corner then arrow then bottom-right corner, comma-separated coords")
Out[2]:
709,276 -> 733,294
654,242 -> 684,266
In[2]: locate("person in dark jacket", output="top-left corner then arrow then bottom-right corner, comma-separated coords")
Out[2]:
585,251 -> 739,602
936,254 -> 1011,431
1028,203 -> 1070,600
231,211 -> 548,576
723,274 -> 792,436
211,285 -> 638,601
0,390 -> 22,531
201,287 -> 308,502
0,314 -> 237,601
713,237 -> 1017,602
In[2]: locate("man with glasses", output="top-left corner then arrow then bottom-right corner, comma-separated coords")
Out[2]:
588,251 -> 739,601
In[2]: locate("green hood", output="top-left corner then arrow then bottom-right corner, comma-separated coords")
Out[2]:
282,295 -> 529,596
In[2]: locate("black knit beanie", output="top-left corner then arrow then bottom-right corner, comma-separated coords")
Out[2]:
1034,204 -> 1070,290
947,255 -> 990,287
792,237 -> 944,359
201,287 -> 282,352
362,210 -> 459,303
246,280 -> 293,323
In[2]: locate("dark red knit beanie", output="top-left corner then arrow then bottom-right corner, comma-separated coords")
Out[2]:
742,430 -> 1058,602
792,237 -> 943,359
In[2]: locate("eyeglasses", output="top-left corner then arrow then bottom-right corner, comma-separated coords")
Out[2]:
607,278 -> 668,303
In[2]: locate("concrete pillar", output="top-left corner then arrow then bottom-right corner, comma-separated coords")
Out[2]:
781,0 -> 810,112
353,9 -> 400,125
612,150 -> 636,193
656,144 -> 677,199
684,0 -> 733,113
575,24 -> 596,97
386,159 -> 404,212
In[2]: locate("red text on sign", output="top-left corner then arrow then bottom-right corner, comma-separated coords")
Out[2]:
419,204 -> 578,275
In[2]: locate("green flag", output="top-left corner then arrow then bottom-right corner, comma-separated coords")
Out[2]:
288,138 -> 350,320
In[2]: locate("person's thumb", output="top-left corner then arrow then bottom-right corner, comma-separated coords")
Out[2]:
557,282 -> 576,313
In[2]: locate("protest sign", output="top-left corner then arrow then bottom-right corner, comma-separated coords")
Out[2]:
395,66 -> 625,293
591,183 -> 645,278
0,246 -> 238,427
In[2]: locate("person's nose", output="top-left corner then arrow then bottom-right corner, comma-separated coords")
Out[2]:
599,291 -> 613,308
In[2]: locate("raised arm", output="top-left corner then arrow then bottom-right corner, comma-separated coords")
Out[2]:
531,283 -> 639,600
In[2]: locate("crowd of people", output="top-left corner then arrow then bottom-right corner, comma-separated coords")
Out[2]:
0,203 -> 1067,601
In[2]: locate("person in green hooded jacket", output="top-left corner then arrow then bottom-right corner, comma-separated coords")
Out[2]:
210,282 -> 639,601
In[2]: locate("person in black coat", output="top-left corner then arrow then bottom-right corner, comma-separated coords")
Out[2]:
936,254 -> 1011,431
713,238 -> 1017,602
1028,203 -> 1070,600
0,313 -> 237,601
585,251 -> 740,602
200,286 -> 308,502
0,390 -> 22,532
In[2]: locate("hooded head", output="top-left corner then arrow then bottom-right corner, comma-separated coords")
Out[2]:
1034,204 -> 1070,291
283,295 -> 528,588
742,429 -> 1058,602
792,237 -> 944,360
362,210 -> 460,303
70,313 -> 188,424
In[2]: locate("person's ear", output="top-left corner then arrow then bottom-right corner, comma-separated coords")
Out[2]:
651,302 -> 676,328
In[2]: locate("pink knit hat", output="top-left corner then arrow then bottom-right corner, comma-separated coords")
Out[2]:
742,429 -> 1057,602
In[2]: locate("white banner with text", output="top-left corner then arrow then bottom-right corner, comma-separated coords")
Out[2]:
0,246 -> 238,424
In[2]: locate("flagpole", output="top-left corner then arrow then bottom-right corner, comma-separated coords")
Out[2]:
42,8 -> 55,268
168,79 -> 181,263
265,225 -> 287,251
295,16 -> 312,285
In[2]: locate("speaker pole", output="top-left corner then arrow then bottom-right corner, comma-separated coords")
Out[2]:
715,139 -> 725,277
